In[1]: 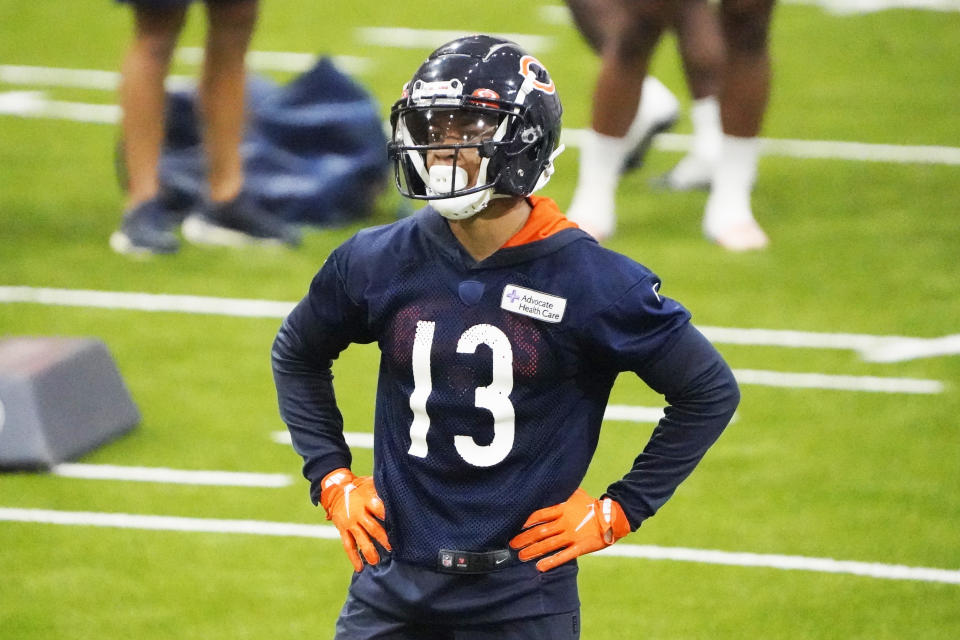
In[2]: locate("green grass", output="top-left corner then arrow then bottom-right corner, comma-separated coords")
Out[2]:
2,1 -> 959,638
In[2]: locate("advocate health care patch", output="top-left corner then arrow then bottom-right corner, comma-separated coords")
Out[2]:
500,285 -> 566,323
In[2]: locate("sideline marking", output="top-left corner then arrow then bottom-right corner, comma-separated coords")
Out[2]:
2,507 -> 957,585
51,464 -> 292,487
1,287 -> 956,365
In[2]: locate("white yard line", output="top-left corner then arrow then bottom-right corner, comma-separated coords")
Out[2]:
595,543 -> 960,584
174,48 -> 371,75
562,129 -> 960,166
1,507 -> 957,584
0,286 -> 295,318
271,430 -> 374,449
51,464 -> 292,487
781,0 -> 960,13
0,507 -> 337,539
0,64 -> 121,90
751,136 -> 960,166
731,369 -> 943,394
701,326 -> 960,363
2,89 -> 958,166
1,286 -> 956,366
354,27 -> 553,53
0,90 -> 120,124
4,62 -> 960,166
0,65 -> 194,92
701,326 -> 917,357
602,405 -> 664,423
0,52 -> 367,91
857,334 -> 960,363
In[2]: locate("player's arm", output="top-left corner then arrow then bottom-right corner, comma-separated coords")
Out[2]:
271,259 -> 355,501
605,321 -> 739,529
272,312 -> 351,502
510,324 -> 737,571
511,269 -> 738,572
272,244 -> 373,500
592,273 -> 739,530
271,248 -> 390,570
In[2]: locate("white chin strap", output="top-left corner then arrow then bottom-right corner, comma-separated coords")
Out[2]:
423,144 -> 566,221
427,165 -> 494,220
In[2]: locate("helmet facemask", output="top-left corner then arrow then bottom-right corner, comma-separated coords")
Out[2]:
392,98 -> 518,220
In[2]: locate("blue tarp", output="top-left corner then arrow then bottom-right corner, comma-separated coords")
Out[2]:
155,57 -> 389,226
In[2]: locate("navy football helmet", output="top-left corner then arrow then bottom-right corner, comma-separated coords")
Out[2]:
388,35 -> 564,219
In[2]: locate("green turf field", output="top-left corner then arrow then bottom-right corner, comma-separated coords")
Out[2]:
1,1 -> 959,638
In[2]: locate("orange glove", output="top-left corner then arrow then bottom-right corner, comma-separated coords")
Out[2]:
319,468 -> 391,572
508,488 -> 630,572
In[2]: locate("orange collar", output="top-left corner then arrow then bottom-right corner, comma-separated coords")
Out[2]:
501,196 -> 578,248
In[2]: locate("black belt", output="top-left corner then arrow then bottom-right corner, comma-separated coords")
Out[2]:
437,548 -> 512,574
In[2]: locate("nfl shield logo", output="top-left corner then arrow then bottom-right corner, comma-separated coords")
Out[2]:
441,552 -> 453,568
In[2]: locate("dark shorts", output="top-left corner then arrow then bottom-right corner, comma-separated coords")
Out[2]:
346,556 -> 580,624
115,0 -> 248,6
335,593 -> 581,640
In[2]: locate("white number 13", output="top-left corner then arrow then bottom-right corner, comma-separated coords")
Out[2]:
407,321 -> 515,467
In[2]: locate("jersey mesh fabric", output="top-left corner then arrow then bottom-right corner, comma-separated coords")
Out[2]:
312,205 -> 691,567
372,260 -> 587,561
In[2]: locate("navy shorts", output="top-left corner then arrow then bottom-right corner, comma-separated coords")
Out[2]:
334,593 -> 581,640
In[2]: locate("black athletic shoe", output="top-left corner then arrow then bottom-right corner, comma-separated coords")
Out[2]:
621,113 -> 679,174
182,193 -> 301,248
621,76 -> 681,173
110,198 -> 180,255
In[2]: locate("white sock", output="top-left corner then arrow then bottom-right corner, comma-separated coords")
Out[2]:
704,134 -> 760,234
567,128 -> 632,238
662,96 -> 722,189
689,96 -> 722,163
575,128 -> 631,193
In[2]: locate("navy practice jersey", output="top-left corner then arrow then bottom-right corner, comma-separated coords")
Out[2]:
272,201 -> 738,619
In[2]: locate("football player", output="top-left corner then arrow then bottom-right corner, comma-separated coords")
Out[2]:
564,0 -> 775,251
273,35 -> 740,639
111,0 -> 299,255
565,0 -> 721,183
